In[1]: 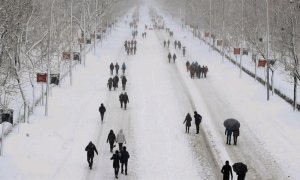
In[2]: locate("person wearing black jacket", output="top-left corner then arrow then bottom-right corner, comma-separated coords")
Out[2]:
99,103 -> 106,122
111,150 -> 121,178
121,76 -> 127,90
221,160 -> 233,180
107,130 -> 116,153
183,113 -> 192,133
123,92 -> 129,110
119,93 -> 124,108
85,141 -> 98,170
120,146 -> 130,175
194,111 -> 202,134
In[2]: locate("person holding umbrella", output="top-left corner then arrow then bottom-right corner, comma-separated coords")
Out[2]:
224,118 -> 240,145
221,160 -> 233,180
233,162 -> 248,180
225,129 -> 232,145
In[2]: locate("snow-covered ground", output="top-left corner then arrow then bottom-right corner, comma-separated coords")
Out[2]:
1,5 -> 300,180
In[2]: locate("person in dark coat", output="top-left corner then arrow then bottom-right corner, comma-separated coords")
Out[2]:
111,150 -> 121,178
119,93 -> 124,108
221,160 -> 233,180
204,66 -> 208,78
122,62 -> 126,74
168,53 -> 172,63
186,60 -> 190,72
183,113 -> 192,133
107,130 -> 116,153
99,103 -> 106,122
121,75 -> 127,90
110,63 -> 114,75
173,53 -> 177,63
233,129 -> 239,145
225,129 -> 232,145
174,40 -> 177,49
107,77 -> 113,91
113,75 -> 119,88
167,39 -> 170,47
194,111 -> 202,134
178,41 -> 181,49
120,146 -> 130,175
115,63 -> 120,75
183,46 -> 186,57
123,92 -> 129,110
85,141 -> 98,170
133,45 -> 137,55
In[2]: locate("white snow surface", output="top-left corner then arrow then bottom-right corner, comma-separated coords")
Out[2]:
1,6 -> 300,180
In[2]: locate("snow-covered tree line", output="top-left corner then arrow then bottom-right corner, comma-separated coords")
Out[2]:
157,0 -> 300,110
0,0 -> 134,122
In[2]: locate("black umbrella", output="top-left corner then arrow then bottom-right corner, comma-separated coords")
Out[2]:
233,162 -> 248,175
224,118 -> 240,131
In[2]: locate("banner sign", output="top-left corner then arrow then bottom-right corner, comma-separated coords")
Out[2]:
86,39 -> 91,44
50,74 -> 60,85
258,59 -> 267,67
0,109 -> 13,124
73,52 -> 80,61
234,48 -> 241,55
217,39 -> 223,46
37,73 -> 47,83
78,38 -> 84,44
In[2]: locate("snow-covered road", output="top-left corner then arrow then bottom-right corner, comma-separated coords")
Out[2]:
1,5 -> 300,180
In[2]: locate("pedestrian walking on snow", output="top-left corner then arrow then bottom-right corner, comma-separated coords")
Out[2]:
183,113 -> 192,133
116,129 -> 126,151
107,130 -> 116,153
115,63 -> 120,75
168,53 -> 172,63
167,39 -> 170,48
174,40 -> 177,49
121,75 -> 127,90
225,129 -> 232,145
111,150 -> 121,178
194,111 -> 202,134
186,60 -> 190,72
119,93 -> 124,108
123,92 -> 129,110
107,77 -> 113,91
183,46 -> 186,57
98,103 -> 106,122
110,63 -> 114,75
85,141 -> 98,170
121,146 -> 130,175
122,62 -> 126,75
221,160 -> 233,180
233,129 -> 239,145
173,53 -> 177,63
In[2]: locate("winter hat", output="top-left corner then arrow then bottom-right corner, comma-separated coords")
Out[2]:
194,111 -> 197,114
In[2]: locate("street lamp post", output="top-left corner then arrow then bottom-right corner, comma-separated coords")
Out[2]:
46,0 -> 57,116
266,0 -> 270,100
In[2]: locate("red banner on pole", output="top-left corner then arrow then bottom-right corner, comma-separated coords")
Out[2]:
258,59 -> 267,67
234,48 -> 241,55
37,73 -> 47,83
217,39 -> 223,46
62,52 -> 71,60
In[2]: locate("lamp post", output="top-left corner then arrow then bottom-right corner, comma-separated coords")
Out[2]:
209,0 -> 212,52
266,0 -> 270,100
46,0 -> 57,116
70,0 -> 73,86
221,0 -> 225,62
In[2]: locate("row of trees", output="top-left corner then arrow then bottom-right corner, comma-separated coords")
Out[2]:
157,0 -> 300,110
0,0 -> 134,122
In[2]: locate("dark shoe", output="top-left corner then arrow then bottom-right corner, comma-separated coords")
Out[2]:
121,171 -> 124,174
125,172 -> 127,175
